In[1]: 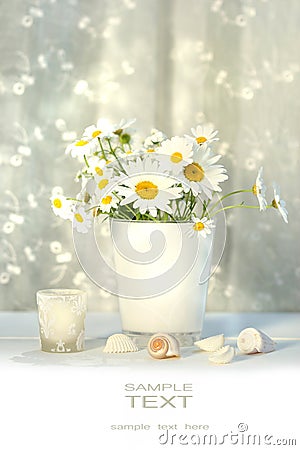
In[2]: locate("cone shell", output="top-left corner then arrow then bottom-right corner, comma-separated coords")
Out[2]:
237,327 -> 275,354
147,333 -> 180,359
194,334 -> 225,352
103,334 -> 139,353
208,345 -> 235,364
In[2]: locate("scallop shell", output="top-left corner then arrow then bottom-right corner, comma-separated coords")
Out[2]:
237,327 -> 275,354
194,334 -> 225,352
147,333 -> 180,359
208,345 -> 235,364
103,334 -> 139,353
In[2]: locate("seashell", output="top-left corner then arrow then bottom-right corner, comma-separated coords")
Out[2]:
208,345 -> 235,364
237,327 -> 275,354
103,333 -> 139,353
147,333 -> 180,359
194,334 -> 225,352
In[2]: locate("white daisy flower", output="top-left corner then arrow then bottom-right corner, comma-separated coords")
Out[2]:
66,139 -> 97,159
82,125 -> 103,141
272,183 -> 288,223
83,118 -> 135,142
86,155 -> 106,176
83,118 -> 116,140
180,146 -> 228,198
187,217 -> 215,238
72,206 -> 93,233
158,136 -> 194,174
144,128 -> 167,147
50,195 -> 73,220
252,167 -> 267,211
185,124 -> 219,146
119,155 -> 159,178
98,194 -> 119,213
94,166 -> 114,197
116,157 -> 182,217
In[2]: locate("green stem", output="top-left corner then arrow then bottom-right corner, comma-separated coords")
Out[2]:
174,199 -> 182,219
141,213 -> 159,222
181,191 -> 191,218
114,210 -> 132,220
200,200 -> 208,219
209,189 -> 252,214
188,194 -> 197,216
83,155 -> 89,168
113,192 -> 137,218
210,203 -> 272,218
106,138 -> 125,172
98,137 -> 108,161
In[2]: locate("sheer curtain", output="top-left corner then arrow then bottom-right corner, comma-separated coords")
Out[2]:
0,0 -> 299,311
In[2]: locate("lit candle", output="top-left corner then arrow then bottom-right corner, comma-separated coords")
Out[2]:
37,289 -> 87,353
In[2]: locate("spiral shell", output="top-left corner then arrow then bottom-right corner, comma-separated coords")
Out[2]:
237,327 -> 275,354
194,334 -> 225,352
147,333 -> 180,359
103,334 -> 139,353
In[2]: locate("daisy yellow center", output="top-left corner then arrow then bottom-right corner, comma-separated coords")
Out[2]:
92,130 -> 101,138
170,152 -> 183,163
75,140 -> 89,146
193,222 -> 205,231
147,148 -> 155,153
272,199 -> 279,209
252,184 -> 260,195
196,136 -> 207,144
135,181 -> 159,200
53,198 -> 62,208
95,167 -> 103,176
101,195 -> 112,205
184,162 -> 205,182
126,151 -> 132,155
75,213 -> 84,223
98,179 -> 109,190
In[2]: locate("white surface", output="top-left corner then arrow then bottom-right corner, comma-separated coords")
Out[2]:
1,312 -> 300,450
0,312 -> 299,370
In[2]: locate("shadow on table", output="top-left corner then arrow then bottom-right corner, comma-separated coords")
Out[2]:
10,338 -> 152,367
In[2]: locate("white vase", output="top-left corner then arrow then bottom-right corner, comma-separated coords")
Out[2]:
110,220 -> 214,347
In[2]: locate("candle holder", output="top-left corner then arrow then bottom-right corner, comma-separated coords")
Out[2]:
36,289 -> 87,353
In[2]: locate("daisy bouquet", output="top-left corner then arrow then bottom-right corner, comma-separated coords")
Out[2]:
51,118 -> 288,235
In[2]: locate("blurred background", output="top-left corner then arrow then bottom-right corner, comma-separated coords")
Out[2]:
0,0 -> 299,312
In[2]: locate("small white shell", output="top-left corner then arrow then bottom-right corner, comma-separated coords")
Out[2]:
194,334 -> 225,352
103,333 -> 139,353
208,345 -> 235,364
237,327 -> 275,354
147,333 -> 180,359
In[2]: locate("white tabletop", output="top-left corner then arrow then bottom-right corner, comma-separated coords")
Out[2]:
1,312 -> 299,450
1,311 -> 299,370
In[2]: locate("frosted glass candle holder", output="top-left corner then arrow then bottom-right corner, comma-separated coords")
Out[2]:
37,289 -> 87,353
